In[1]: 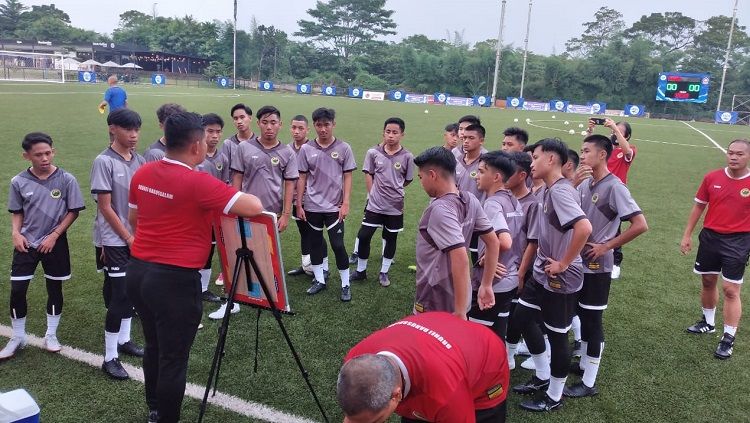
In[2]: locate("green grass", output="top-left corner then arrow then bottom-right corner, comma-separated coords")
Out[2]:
0,82 -> 749,422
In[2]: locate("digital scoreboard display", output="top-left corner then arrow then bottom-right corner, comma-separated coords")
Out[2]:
656,72 -> 709,103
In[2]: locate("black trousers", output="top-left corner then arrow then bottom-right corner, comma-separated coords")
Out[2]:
126,258 -> 202,423
401,400 -> 506,423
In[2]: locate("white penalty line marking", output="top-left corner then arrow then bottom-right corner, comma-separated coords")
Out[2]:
681,121 -> 727,153
0,325 -> 316,423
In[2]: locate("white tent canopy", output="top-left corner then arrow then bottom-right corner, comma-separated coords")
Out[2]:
121,62 -> 142,69
101,61 -> 121,67
80,59 -> 101,66
61,57 -> 80,71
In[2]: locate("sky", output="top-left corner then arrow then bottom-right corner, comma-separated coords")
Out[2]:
20,0 -> 750,54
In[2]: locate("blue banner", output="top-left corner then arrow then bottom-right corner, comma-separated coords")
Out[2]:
523,101 -> 549,112
434,92 -> 448,104
322,85 -> 337,96
624,104 -> 645,117
217,77 -> 231,88
405,93 -> 429,104
474,95 -> 491,107
715,111 -> 738,125
297,83 -> 311,94
78,71 -> 96,83
259,80 -> 274,91
348,87 -> 363,98
389,90 -> 405,102
588,101 -> 606,115
446,96 -> 474,107
506,97 -> 524,109
566,104 -> 592,114
549,100 -> 569,112
151,73 -> 166,85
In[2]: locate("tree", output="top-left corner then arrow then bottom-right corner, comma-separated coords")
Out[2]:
565,7 -> 625,57
19,4 -> 71,26
624,12 -> 699,54
0,0 -> 27,37
295,0 -> 396,60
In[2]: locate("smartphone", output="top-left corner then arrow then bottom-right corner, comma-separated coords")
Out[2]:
590,117 -> 606,125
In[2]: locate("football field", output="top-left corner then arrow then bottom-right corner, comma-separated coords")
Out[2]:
0,82 -> 748,422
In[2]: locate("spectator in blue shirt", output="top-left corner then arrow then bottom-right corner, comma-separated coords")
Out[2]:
99,75 -> 127,113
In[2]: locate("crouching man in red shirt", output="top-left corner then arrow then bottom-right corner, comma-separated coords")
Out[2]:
338,312 -> 509,422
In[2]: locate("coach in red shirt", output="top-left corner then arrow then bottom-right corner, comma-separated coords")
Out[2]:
126,112 -> 263,423
338,312 -> 509,422
681,139 -> 750,360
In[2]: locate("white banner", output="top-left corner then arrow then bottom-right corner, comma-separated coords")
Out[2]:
362,91 -> 385,101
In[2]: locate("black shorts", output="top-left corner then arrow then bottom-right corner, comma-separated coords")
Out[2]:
470,232 -> 479,253
95,246 -> 105,273
517,276 -> 544,311
11,234 -> 71,282
541,288 -> 578,334
292,205 -> 302,222
578,273 -> 612,310
401,400 -> 506,423
362,209 -> 404,232
103,246 -> 131,278
694,228 -> 750,284
468,289 -> 518,325
305,211 -> 342,232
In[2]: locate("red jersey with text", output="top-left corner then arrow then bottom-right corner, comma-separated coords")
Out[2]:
695,168 -> 750,234
345,312 -> 508,422
607,145 -> 636,184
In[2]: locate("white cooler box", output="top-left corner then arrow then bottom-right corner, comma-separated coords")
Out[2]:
0,389 -> 40,423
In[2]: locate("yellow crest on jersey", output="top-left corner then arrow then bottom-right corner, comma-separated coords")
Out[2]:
331,151 -> 340,159
50,189 -> 62,199
271,156 -> 280,166
394,162 -> 402,169
591,193 -> 599,203
741,188 -> 750,198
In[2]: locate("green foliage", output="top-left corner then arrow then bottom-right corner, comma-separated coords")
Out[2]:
565,6 -> 626,58
203,60 -> 231,79
0,0 -> 27,37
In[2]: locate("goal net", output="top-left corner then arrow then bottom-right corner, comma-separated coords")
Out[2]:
0,50 -> 66,83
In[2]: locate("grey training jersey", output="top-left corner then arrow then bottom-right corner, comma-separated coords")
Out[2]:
231,138 -> 299,214
533,178 -> 586,294
196,150 -> 229,182
143,139 -> 166,162
362,145 -> 415,215
298,139 -> 357,213
220,134 -> 256,184
415,191 -> 493,314
454,152 -> 484,201
90,148 -> 145,246
289,140 -> 308,206
471,190 -> 523,293
516,191 -> 540,263
451,145 -> 488,161
8,168 -> 85,249
578,173 -> 642,273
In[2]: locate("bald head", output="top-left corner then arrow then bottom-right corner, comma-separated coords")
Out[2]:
337,354 -> 399,416
108,75 -> 118,86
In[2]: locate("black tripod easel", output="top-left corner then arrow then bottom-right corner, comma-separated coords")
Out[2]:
198,216 -> 329,423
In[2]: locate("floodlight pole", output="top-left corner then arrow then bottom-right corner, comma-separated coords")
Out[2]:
490,0 -> 507,107
717,0 -> 739,112
233,0 -> 238,90
519,0 -> 533,98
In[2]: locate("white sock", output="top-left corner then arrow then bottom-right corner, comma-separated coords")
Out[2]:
544,335 -> 551,358
118,318 -> 132,344
340,268 -> 350,288
532,353 -> 551,381
506,342 -> 517,361
302,254 -> 311,267
322,257 -> 329,272
579,341 -> 588,369
46,313 -> 61,337
313,264 -> 325,284
547,376 -> 567,401
199,269 -> 211,292
11,317 -> 26,339
381,258 -> 393,274
381,239 -> 386,255
725,325 -> 737,336
353,238 -> 359,254
357,258 -> 368,272
703,307 -> 716,326
582,354 -> 601,388
105,331 -> 119,361
572,315 -> 581,341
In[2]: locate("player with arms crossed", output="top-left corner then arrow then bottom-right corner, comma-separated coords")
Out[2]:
350,117 -> 414,287
681,139 -> 750,359
1,133 -> 85,360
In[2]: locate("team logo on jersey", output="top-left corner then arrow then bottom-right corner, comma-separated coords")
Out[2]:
394,162 -> 402,169
587,262 -> 601,270
741,188 -> 750,198
487,384 -> 504,400
216,163 -> 223,171
271,156 -> 280,166
617,152 -> 624,159
414,302 -> 425,313
470,171 -> 478,178
549,277 -> 562,290
330,151 -> 340,159
50,189 -> 62,199
591,193 -> 599,204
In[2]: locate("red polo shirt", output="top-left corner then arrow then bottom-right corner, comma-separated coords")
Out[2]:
344,312 -> 508,422
129,158 -> 241,268
695,168 -> 750,234
607,145 -> 636,184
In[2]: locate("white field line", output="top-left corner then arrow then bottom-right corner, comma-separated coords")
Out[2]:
0,325 -> 317,423
0,91 -> 241,98
681,121 -> 727,153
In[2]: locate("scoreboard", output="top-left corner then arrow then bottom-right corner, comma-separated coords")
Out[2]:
656,72 -> 709,103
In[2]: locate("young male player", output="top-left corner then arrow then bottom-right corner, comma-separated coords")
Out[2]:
467,151 -> 520,340
442,123 -> 458,150
456,124 -> 488,265
297,108 -> 356,301
349,117 -> 414,287
681,139 -> 750,359
566,135 -> 648,397
1,133 -> 85,360
412,146 -> 499,319
452,115 -> 485,159
501,127 -> 529,152
90,108 -> 146,380
515,139 -> 592,412
143,103 -> 187,162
